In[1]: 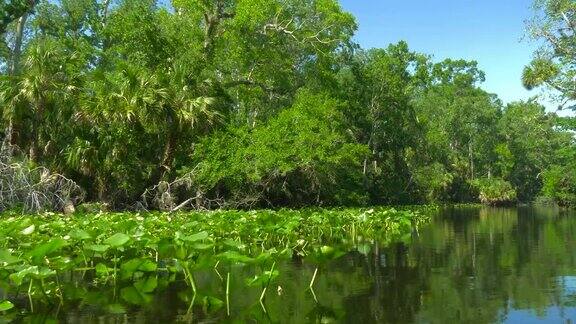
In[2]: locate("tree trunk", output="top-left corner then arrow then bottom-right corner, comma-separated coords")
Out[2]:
157,125 -> 178,183
29,137 -> 38,162
468,142 -> 475,180
96,175 -> 107,203
10,14 -> 27,76
29,96 -> 46,163
101,0 -> 112,26
146,118 -> 179,196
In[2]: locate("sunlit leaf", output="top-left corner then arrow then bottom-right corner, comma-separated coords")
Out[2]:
0,300 -> 14,312
104,233 -> 130,247
21,225 -> 35,235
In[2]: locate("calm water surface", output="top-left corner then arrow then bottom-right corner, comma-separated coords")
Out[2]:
10,207 -> 576,323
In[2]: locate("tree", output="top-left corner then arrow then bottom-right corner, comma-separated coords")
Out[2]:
0,0 -> 38,34
413,59 -> 502,202
523,0 -> 576,109
334,42 -> 427,204
190,90 -> 369,208
499,100 -> 570,201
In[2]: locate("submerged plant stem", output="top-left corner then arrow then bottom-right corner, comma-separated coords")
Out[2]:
259,262 -> 276,302
226,272 -> 230,316
309,267 -> 318,290
28,279 -> 34,313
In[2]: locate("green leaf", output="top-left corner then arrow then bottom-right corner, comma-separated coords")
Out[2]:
9,266 -> 39,286
106,303 -> 126,314
320,245 -> 335,256
357,244 -> 371,256
217,251 -> 254,264
121,286 -> 152,305
86,244 -> 110,252
181,231 -> 209,242
246,269 -> 279,287
69,229 -> 92,240
0,250 -> 20,265
104,233 -> 130,247
0,300 -> 14,312
121,258 -> 157,275
134,276 -> 158,293
223,239 -> 244,248
21,225 -> 35,235
95,263 -> 110,275
191,243 -> 214,250
27,238 -> 68,259
202,295 -> 224,313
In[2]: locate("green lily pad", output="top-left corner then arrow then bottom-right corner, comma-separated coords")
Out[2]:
0,300 -> 14,312
104,233 -> 130,247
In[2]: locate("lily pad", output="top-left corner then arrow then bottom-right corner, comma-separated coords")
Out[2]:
104,233 -> 131,247
0,300 -> 14,312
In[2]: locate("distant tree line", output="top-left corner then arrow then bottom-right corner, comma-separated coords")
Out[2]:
0,0 -> 574,211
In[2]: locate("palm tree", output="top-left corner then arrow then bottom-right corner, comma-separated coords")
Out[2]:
97,61 -> 222,188
5,38 -> 67,162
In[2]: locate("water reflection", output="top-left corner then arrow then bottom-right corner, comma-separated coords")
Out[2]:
364,206 -> 576,324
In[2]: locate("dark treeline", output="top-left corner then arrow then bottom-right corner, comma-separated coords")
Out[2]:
0,0 -> 574,211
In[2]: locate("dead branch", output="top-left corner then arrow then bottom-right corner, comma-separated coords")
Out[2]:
0,142 -> 85,213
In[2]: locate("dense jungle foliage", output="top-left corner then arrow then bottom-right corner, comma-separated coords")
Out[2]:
0,0 -> 574,211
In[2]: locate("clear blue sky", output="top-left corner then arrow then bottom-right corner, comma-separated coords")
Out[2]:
338,0 -> 554,109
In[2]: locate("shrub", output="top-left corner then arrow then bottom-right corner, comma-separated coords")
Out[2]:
541,165 -> 576,207
470,177 -> 517,206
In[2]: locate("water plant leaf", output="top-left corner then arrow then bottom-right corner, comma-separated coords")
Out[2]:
246,270 -> 280,287
69,229 -> 91,241
0,250 -> 20,265
217,251 -> 254,264
104,233 -> 130,247
201,295 -> 224,313
121,286 -> 153,305
190,243 -> 214,250
134,276 -> 158,293
86,244 -> 110,252
27,238 -> 68,259
21,225 -> 35,235
320,245 -> 335,256
106,304 -> 126,314
9,266 -> 39,286
223,239 -> 244,249
0,300 -> 14,312
95,263 -> 110,276
181,231 -> 209,242
357,244 -> 371,256
121,258 -> 157,274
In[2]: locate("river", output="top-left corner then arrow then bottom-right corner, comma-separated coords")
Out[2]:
13,206 -> 576,323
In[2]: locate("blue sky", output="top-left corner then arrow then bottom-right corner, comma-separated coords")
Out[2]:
338,0 -> 555,109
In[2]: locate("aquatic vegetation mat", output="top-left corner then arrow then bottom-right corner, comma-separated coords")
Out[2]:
0,207 -> 432,321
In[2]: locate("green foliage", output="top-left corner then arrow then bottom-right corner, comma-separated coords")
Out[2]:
0,0 -> 38,34
0,0 -> 571,209
540,140 -> 576,207
0,207 -> 432,319
541,165 -> 576,206
412,162 -> 454,202
191,90 -> 369,207
470,177 -> 518,206
525,0 -> 576,106
499,101 -> 572,201
334,42 -> 427,204
412,59 -> 503,202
